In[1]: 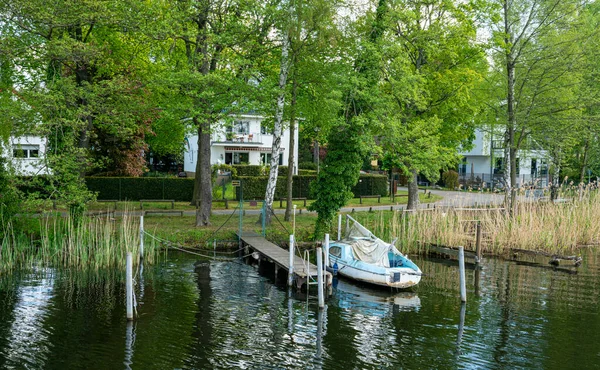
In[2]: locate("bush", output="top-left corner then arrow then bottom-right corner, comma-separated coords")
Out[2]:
0,157 -> 19,223
298,162 -> 317,170
84,173 -> 389,202
442,170 -> 459,189
231,165 -> 266,177
86,177 -> 195,201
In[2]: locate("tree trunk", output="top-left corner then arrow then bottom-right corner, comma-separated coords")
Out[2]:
263,21 -> 292,225
407,170 -> 419,210
284,77 -> 298,221
193,119 -> 212,227
503,0 -> 516,214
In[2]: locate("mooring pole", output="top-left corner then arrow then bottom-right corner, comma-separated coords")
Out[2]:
139,215 -> 144,260
316,247 -> 325,309
293,205 -> 297,236
126,252 -> 134,320
337,214 -> 342,240
458,246 -> 467,302
324,234 -> 330,271
475,221 -> 482,263
288,234 -> 295,287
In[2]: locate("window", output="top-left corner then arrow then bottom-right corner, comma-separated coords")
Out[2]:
13,145 -> 39,159
226,152 -> 249,165
330,246 -> 342,257
226,121 -> 249,134
531,159 -> 537,175
494,158 -> 503,174
260,153 -> 283,165
260,153 -> 272,165
458,158 -> 467,175
492,140 -> 504,149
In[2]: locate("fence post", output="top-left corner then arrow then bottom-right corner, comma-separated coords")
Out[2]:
317,247 -> 325,309
288,234 -> 295,287
139,215 -> 144,260
475,221 -> 482,263
458,246 -> 467,302
126,252 -> 134,320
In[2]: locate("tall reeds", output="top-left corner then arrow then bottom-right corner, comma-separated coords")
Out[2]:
0,211 -> 160,271
355,184 -> 600,255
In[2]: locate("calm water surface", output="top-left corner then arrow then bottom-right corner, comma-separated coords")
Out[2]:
1,250 -> 599,369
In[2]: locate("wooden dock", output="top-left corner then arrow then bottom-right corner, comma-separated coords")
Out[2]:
239,232 -> 332,290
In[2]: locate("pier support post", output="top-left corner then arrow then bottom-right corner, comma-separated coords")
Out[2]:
337,214 -> 342,241
324,234 -> 330,272
126,252 -> 134,320
317,247 -> 325,309
458,246 -> 467,302
139,215 -> 144,260
475,221 -> 482,263
288,235 -> 295,287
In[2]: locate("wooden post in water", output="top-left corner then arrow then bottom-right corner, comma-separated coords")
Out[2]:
139,215 -> 144,260
475,221 -> 482,263
337,214 -> 342,240
324,234 -> 330,271
317,247 -> 325,309
458,246 -> 467,302
126,252 -> 134,320
288,235 -> 295,287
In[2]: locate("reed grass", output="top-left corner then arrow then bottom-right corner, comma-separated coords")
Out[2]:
353,184 -> 600,256
0,211 -> 162,271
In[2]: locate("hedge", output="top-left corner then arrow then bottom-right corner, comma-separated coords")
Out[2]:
235,174 -> 388,200
86,173 -> 388,201
232,165 -> 293,177
86,177 -> 194,201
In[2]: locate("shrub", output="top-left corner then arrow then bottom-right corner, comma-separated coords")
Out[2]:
86,177 -> 195,201
442,170 -> 459,189
298,162 -> 317,170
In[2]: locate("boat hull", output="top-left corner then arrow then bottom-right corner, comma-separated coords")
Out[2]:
330,256 -> 421,289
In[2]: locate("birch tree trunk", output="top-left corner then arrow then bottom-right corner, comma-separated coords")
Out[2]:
284,77 -> 298,221
503,0 -> 516,214
263,26 -> 291,225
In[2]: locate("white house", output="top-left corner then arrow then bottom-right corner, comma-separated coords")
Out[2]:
2,136 -> 48,176
458,128 -> 549,188
184,114 -> 299,175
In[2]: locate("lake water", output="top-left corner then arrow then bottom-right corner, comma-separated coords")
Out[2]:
0,249 -> 599,369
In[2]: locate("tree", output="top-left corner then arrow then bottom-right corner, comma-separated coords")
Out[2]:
150,0 -> 274,226
309,0 -> 388,237
0,0 -> 157,215
378,0 -> 486,209
488,0 -> 585,209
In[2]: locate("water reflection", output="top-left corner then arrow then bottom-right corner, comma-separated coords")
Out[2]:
0,251 -> 600,369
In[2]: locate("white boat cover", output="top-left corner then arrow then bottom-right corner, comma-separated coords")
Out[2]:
344,217 -> 400,268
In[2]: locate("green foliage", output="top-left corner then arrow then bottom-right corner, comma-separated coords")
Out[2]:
0,157 -> 19,229
298,162 -> 317,170
442,170 -> 460,189
85,177 -> 194,201
309,121 -> 371,237
231,165 -> 268,177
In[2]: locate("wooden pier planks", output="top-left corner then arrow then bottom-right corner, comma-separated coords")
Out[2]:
239,233 -> 329,282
